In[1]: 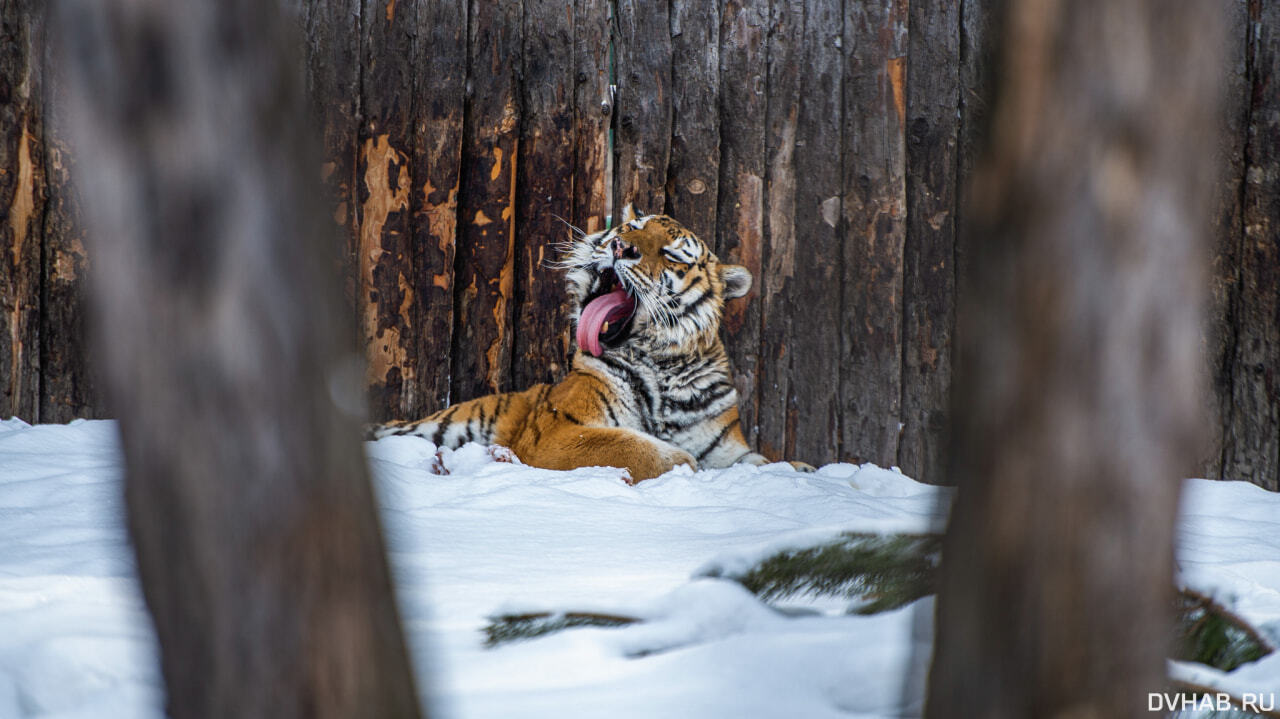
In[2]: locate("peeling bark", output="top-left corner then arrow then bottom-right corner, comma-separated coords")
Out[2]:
452,0 -> 521,402
513,0 -> 575,389
411,0 -> 466,412
0,0 -> 45,422
358,0 -> 420,420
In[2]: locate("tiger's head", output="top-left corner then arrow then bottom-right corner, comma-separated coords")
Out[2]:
561,207 -> 752,358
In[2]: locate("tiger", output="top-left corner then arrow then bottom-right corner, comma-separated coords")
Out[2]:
369,206 -> 812,481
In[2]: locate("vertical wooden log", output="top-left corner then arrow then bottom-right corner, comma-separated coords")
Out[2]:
955,0 -> 1001,313
925,0 -> 1222,714
0,0 -> 45,422
665,0 -> 720,242
571,0 -> 611,236
900,0 -> 959,483
839,0 -> 908,466
302,0 -> 362,338
55,0 -> 425,715
1201,0 -> 1250,479
40,67 -> 100,422
716,0 -> 768,449
1223,0 -> 1280,490
40,3 -> 100,422
613,0 -> 672,215
411,0 -> 466,411
358,0 -> 420,420
787,0 -> 843,464
452,0 -> 522,402
512,0 -> 575,389
758,0 -> 843,465
757,0 -> 803,462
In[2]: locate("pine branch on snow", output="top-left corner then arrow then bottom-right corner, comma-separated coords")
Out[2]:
1173,588 -> 1273,672
484,611 -> 639,647
699,532 -> 943,615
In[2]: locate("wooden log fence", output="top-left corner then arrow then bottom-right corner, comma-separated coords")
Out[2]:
2,0 -> 1278,488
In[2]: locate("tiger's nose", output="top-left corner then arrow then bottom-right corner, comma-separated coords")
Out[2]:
612,238 -> 639,261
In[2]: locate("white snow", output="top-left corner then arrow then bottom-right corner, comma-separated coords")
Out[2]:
0,418 -> 1277,718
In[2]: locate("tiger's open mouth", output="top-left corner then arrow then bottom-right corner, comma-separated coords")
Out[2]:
577,267 -> 638,356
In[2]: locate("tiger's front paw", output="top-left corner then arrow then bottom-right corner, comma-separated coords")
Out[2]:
788,460 -> 817,473
665,448 -> 698,473
625,445 -> 698,484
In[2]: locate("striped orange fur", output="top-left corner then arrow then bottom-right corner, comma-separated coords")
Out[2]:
372,208 -> 812,481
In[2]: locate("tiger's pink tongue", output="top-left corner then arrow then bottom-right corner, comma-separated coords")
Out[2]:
577,288 -> 636,357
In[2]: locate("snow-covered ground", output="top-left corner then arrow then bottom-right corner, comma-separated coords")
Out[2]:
0,418 -> 1277,718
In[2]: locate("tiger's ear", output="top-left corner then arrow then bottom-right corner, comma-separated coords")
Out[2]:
620,203 -> 638,224
719,264 -> 752,299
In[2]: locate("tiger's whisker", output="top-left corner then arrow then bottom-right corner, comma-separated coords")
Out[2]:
551,214 -> 587,239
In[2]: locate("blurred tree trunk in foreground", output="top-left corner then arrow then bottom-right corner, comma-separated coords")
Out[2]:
53,1 -> 424,718
926,1 -> 1222,717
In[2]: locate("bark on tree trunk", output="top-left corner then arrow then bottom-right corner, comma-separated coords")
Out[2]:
925,1 -> 1223,716
0,0 -> 46,423
52,1 -> 424,717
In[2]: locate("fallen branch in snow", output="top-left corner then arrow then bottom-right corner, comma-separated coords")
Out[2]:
484,611 -> 640,647
697,532 -> 942,615
1174,588 -> 1274,671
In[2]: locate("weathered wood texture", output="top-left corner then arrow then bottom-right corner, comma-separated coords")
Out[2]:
5,0 -> 1280,487
901,0 -> 959,484
1200,0 -> 1251,479
1222,0 -> 1280,490
301,0 -> 360,309
571,0 -> 612,238
666,0 -> 720,242
513,0 -> 576,389
54,0 -> 424,716
1,0 -> 45,422
782,0 -> 843,462
955,0 -> 1000,325
756,0 -> 805,462
411,0 -> 467,411
613,0 -> 672,215
39,56 -> 97,424
715,0 -> 768,448
452,0 -> 522,402
358,0 -> 420,418
840,0 -> 908,465
927,0 -> 1222,714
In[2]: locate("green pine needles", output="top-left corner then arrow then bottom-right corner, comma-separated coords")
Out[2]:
1173,589 -> 1272,672
699,532 -> 943,615
483,611 -> 639,647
